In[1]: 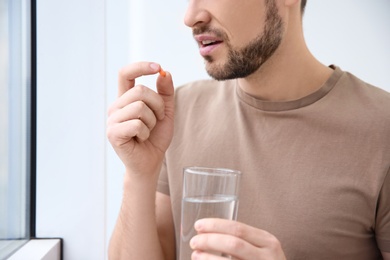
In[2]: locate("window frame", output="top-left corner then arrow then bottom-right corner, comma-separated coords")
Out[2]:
0,0 -> 36,258
29,0 -> 37,240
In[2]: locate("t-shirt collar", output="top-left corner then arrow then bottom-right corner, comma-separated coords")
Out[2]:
235,65 -> 343,112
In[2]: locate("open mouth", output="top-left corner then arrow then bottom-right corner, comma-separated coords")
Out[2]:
195,35 -> 224,56
201,40 -> 222,47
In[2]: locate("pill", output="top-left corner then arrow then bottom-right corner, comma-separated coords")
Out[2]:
159,68 -> 166,77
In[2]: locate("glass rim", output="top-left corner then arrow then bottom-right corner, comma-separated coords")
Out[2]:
184,166 -> 241,177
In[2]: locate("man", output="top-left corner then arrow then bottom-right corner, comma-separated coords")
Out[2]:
107,0 -> 390,259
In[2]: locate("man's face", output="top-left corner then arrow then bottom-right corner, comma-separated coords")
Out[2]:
185,0 -> 284,80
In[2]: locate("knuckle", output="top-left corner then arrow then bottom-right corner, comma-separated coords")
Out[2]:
118,67 -> 127,78
226,237 -> 245,252
106,125 -> 119,144
133,100 -> 146,114
134,120 -> 150,140
267,234 -> 282,252
106,108 -> 120,126
149,115 -> 157,129
107,104 -> 116,117
196,234 -> 208,248
156,99 -> 165,114
106,126 -> 113,140
131,119 -> 143,131
231,222 -> 245,238
137,129 -> 150,142
106,116 -> 113,126
132,84 -> 146,98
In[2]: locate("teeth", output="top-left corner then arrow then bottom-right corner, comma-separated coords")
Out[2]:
202,40 -> 215,45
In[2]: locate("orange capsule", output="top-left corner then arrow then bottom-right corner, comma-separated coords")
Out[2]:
159,68 -> 167,77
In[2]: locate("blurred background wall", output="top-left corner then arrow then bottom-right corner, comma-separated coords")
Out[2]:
35,1 -> 390,259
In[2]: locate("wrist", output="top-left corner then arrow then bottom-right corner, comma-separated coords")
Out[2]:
123,166 -> 161,192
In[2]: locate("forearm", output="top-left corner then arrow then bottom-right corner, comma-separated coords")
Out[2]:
108,171 -> 165,260
107,61 -> 175,259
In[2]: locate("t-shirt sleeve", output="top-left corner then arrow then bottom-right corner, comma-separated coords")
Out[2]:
376,167 -> 390,252
157,159 -> 170,196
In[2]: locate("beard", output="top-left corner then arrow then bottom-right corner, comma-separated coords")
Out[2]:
193,1 -> 284,80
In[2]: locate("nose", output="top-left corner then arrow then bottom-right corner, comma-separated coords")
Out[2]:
183,0 -> 211,28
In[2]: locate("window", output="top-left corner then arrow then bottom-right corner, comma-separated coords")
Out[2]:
0,0 -> 35,258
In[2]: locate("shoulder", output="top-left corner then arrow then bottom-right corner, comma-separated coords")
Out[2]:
335,69 -> 390,120
334,70 -> 390,149
339,70 -> 390,107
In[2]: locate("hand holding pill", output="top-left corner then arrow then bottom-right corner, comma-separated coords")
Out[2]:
106,61 -> 175,176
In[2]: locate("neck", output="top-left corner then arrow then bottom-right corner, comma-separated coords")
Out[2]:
237,51 -> 333,101
237,6 -> 333,102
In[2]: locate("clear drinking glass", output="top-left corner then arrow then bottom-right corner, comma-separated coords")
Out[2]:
179,167 -> 241,259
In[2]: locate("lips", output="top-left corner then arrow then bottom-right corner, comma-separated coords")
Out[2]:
200,39 -> 222,46
194,35 -> 223,57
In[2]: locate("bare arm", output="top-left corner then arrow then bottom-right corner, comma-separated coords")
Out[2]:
108,180 -> 175,259
107,62 -> 175,259
108,174 -> 165,259
156,192 -> 176,260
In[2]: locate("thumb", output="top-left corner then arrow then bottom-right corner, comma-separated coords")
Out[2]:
156,71 -> 175,119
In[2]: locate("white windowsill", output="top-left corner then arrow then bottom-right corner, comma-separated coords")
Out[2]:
7,239 -> 61,260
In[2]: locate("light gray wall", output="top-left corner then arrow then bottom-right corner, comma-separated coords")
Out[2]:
36,1 -> 390,259
304,1 -> 390,89
36,0 -> 106,259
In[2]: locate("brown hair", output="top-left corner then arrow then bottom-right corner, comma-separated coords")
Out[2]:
301,0 -> 307,14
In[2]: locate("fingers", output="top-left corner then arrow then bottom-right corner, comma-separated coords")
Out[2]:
109,84 -> 166,121
190,219 -> 285,260
114,62 -> 174,122
191,250 -> 228,260
107,119 -> 151,146
107,86 -> 162,146
117,62 -> 161,97
107,100 -> 157,130
107,62 -> 175,151
194,219 -> 272,248
191,233 -> 255,260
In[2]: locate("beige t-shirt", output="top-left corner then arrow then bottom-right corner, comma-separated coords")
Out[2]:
157,66 -> 390,259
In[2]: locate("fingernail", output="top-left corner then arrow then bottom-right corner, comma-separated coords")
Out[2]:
194,220 -> 202,231
190,237 -> 197,249
150,63 -> 160,71
192,250 -> 200,260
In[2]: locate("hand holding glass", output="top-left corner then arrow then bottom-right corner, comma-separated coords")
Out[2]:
179,167 -> 241,259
